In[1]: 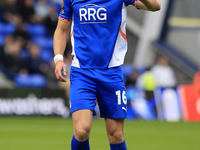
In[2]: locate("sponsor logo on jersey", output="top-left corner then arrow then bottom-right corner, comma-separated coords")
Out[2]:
79,4 -> 107,24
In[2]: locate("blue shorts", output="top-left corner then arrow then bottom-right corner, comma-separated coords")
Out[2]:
69,66 -> 127,119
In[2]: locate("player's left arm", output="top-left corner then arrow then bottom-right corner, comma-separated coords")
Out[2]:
136,0 -> 161,11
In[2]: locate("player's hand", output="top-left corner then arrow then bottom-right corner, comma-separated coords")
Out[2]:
55,60 -> 67,82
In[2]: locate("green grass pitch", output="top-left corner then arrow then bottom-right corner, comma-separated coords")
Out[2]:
0,117 -> 200,150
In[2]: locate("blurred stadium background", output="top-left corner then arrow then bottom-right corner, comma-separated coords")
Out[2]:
0,0 -> 200,150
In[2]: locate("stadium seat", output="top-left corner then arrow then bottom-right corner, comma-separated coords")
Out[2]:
25,24 -> 47,37
20,49 -> 30,59
15,74 -> 47,88
121,64 -> 134,78
138,67 -> 147,74
0,35 -> 5,47
0,23 -> 16,35
32,37 -> 53,49
53,2 -> 62,14
40,50 -> 53,63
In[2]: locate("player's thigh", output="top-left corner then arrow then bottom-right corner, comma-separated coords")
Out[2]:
72,109 -> 93,133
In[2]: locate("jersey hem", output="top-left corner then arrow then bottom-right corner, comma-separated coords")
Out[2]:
71,64 -> 123,69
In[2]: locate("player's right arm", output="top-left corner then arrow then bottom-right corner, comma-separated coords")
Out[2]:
53,20 -> 71,82
136,0 -> 161,11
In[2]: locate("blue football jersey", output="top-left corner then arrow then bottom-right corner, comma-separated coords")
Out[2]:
59,0 -> 138,69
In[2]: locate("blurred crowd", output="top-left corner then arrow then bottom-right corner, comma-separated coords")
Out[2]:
0,0 -> 72,90
0,0 -> 61,34
126,56 -> 177,90
125,56 -> 177,89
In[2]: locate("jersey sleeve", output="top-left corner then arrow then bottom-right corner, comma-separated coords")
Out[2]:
58,0 -> 72,23
124,0 -> 138,7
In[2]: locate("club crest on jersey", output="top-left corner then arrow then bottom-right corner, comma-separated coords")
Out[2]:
79,4 -> 107,24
